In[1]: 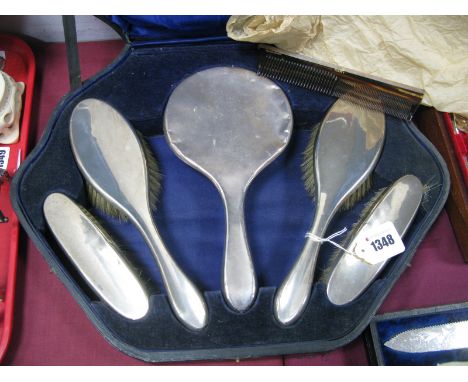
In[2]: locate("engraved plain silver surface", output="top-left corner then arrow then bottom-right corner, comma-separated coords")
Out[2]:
164,67 -> 293,312
69,98 -> 208,330
326,175 -> 424,305
43,192 -> 149,320
274,98 -> 386,325
384,320 -> 468,353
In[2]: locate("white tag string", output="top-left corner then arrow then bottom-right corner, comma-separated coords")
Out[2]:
305,227 -> 372,264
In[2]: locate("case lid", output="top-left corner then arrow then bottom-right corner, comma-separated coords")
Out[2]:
105,16 -> 230,45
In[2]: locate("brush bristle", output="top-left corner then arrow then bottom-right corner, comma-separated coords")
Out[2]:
86,132 -> 162,221
421,175 -> 441,212
320,187 -> 387,283
301,124 -> 373,210
78,204 -> 152,287
138,132 -> 162,212
87,182 -> 128,221
301,124 -> 320,195
341,177 -> 373,211
77,203 -> 121,250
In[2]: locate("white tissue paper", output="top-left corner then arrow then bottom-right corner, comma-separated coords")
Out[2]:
227,16 -> 468,117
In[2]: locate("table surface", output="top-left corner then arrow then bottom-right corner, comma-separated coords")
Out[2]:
3,39 -> 468,366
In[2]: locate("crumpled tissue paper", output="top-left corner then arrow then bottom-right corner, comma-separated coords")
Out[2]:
227,16 -> 468,117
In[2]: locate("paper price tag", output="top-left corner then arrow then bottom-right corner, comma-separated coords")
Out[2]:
0,147 -> 10,171
353,222 -> 405,265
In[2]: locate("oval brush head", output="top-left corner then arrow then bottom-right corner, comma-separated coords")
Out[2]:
43,192 -> 150,320
302,122 -> 373,211
324,174 -> 424,305
321,187 -> 387,280
85,131 -> 161,221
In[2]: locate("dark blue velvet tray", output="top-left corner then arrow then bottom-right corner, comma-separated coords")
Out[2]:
10,17 -> 450,362
368,302 -> 468,365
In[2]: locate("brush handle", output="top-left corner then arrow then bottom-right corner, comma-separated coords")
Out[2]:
222,189 -> 257,312
274,213 -> 329,325
136,212 -> 208,330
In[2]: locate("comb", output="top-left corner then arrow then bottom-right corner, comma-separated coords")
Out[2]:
257,44 -> 424,120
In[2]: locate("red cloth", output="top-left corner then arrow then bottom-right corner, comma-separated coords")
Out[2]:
284,211 -> 468,366
4,40 -> 467,366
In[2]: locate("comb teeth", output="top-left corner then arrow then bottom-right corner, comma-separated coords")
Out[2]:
258,49 -> 423,120
336,82 -> 414,120
258,52 -> 338,95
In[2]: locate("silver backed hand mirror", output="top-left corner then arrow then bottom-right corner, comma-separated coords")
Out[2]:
164,67 -> 293,312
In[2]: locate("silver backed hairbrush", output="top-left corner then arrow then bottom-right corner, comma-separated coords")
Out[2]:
326,174 -> 424,305
274,97 -> 385,325
43,192 -> 149,320
69,98 -> 208,330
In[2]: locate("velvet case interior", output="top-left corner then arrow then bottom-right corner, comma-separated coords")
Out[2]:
369,302 -> 468,365
11,40 -> 449,362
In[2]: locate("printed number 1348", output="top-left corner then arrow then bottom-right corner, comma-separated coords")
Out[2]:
370,235 -> 395,251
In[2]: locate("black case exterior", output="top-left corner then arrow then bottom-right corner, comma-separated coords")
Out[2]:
11,21 -> 450,362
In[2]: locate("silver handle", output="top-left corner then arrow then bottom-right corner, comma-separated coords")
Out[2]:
274,212 -> 329,325
137,212 -> 208,330
222,190 -> 257,312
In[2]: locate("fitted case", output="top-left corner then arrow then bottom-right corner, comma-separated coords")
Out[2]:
11,16 -> 450,362
366,302 -> 468,366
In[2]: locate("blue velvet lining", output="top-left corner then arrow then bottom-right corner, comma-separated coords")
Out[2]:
375,305 -> 468,365
12,40 -> 449,361
92,122 -> 435,293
